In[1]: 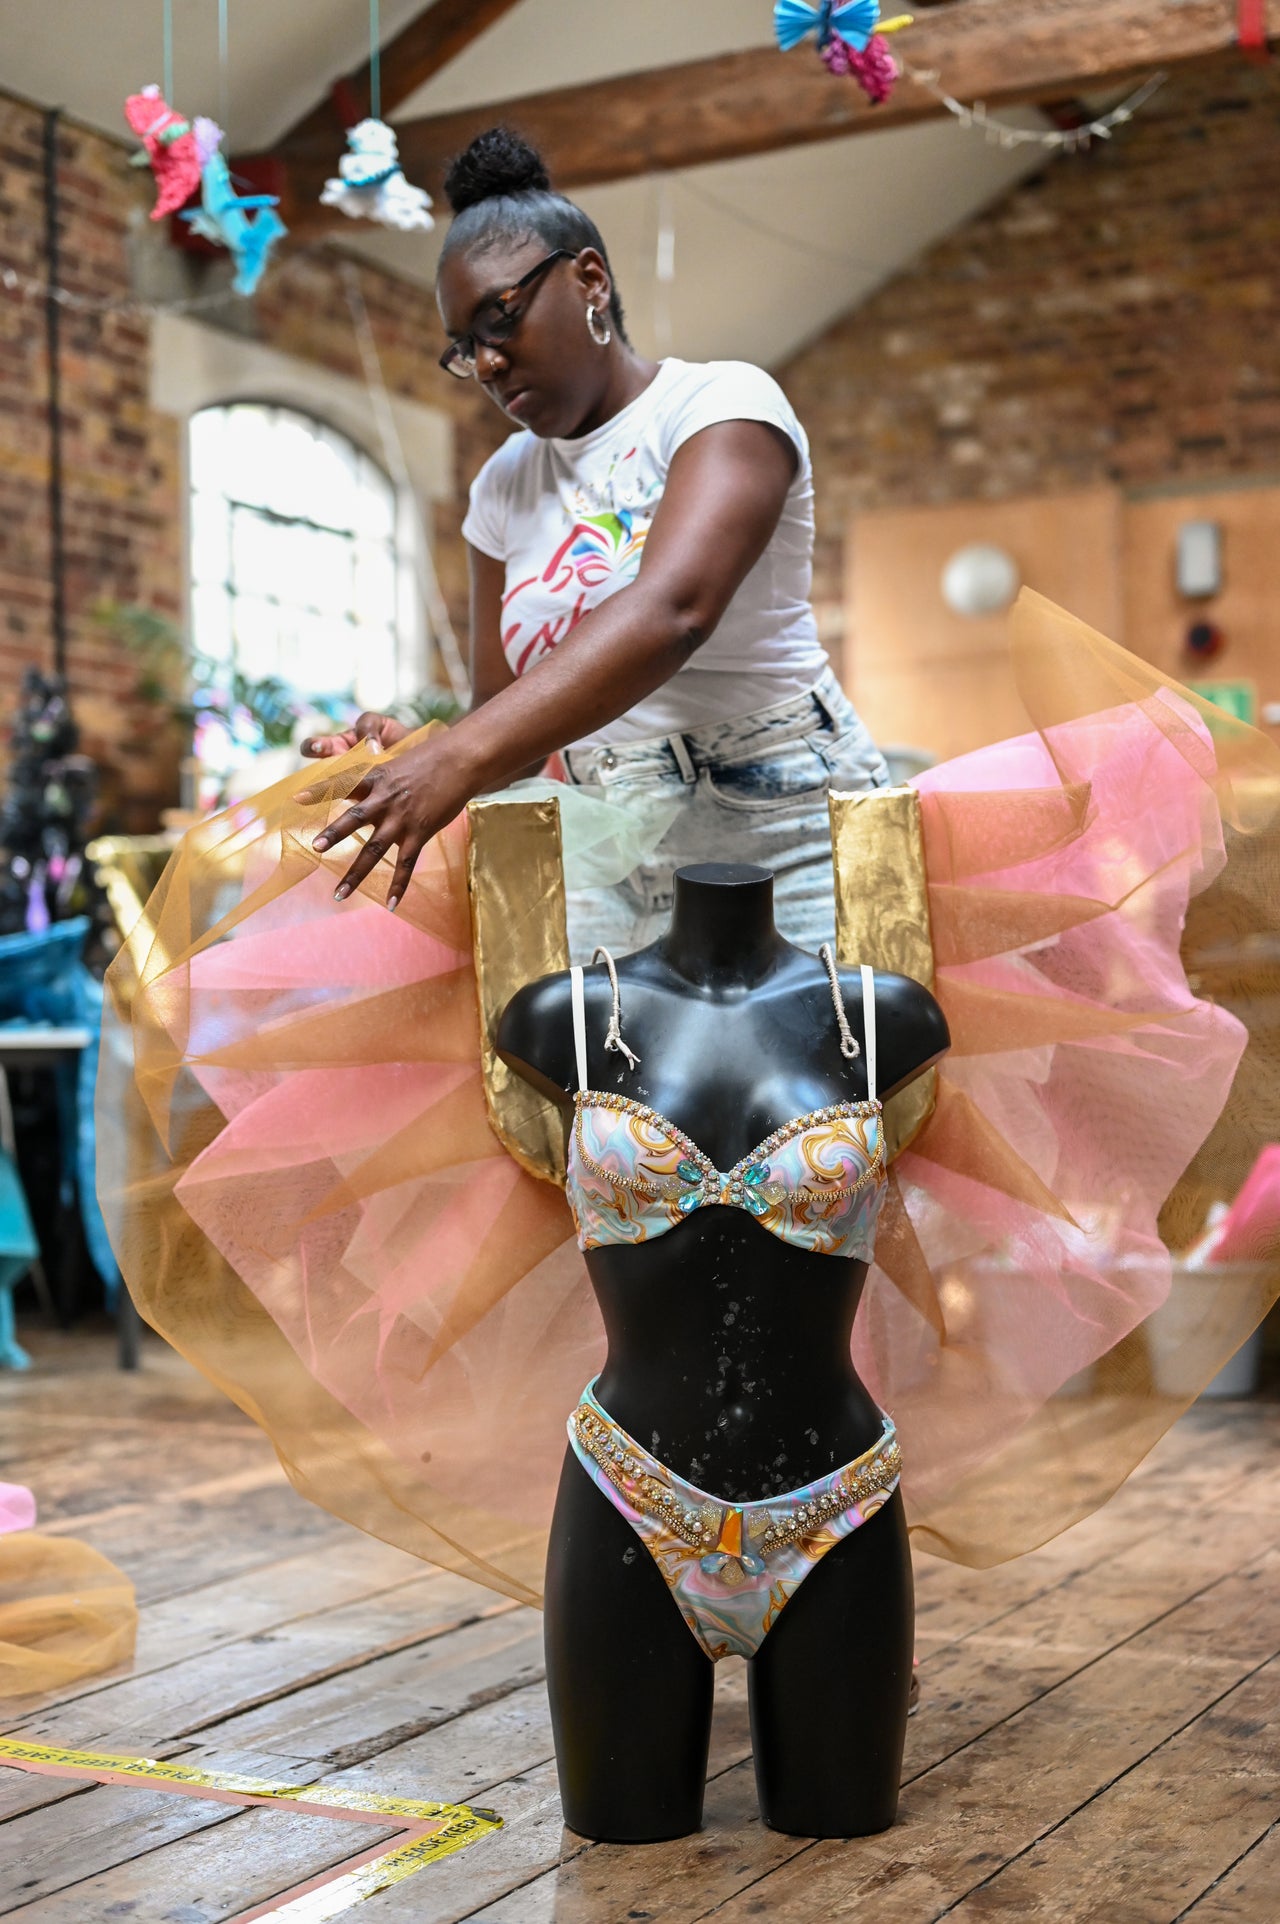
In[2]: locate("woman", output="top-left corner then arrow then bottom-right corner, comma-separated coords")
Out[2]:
304,127 -> 887,955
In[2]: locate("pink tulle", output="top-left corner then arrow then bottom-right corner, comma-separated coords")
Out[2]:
165,694 -> 1247,1576
0,1484 -> 36,1535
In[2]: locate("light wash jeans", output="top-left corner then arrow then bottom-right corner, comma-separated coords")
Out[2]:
561,667 -> 889,963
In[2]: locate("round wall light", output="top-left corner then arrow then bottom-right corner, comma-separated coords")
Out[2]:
940,543 -> 1021,618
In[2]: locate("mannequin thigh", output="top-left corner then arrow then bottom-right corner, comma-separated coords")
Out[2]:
749,1489 -> 914,1837
543,1448 -> 714,1842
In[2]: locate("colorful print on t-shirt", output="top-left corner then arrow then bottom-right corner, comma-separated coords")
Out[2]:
500,447 -> 662,676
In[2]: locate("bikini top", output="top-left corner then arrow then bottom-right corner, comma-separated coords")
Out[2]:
565,947 -> 887,1261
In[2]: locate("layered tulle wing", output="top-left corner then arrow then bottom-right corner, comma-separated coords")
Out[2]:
98,596 -> 1280,1591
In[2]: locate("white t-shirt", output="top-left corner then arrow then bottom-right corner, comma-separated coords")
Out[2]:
461,357 -> 829,745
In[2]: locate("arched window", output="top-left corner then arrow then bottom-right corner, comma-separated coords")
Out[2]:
188,403 -> 403,712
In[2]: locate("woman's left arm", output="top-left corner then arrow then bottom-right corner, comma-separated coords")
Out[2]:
315,419 -> 797,905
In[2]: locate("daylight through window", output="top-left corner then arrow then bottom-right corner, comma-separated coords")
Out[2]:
188,403 -> 401,712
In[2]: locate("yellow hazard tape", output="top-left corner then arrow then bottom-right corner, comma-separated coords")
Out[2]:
0,1738 -> 501,1923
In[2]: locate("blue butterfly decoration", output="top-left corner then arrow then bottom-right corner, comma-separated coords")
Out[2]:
183,152 -> 287,297
773,0 -> 881,53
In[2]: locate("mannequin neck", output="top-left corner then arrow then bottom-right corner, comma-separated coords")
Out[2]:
657,865 -> 786,990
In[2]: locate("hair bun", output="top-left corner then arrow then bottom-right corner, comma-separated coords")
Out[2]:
444,127 -> 551,214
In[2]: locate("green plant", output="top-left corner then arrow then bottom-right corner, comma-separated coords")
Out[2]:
94,601 -> 352,748
392,687 -> 465,728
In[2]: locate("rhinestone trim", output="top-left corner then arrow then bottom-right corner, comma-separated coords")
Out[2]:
571,1403 -> 902,1563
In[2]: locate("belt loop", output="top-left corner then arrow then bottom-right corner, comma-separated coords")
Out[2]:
668,732 -> 697,786
810,671 -> 840,731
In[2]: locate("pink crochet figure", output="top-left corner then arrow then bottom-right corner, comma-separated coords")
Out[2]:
822,31 -> 900,104
124,85 -> 203,220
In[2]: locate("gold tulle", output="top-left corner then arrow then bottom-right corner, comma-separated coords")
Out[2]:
97,594 -> 1280,1601
0,1535 -> 137,1698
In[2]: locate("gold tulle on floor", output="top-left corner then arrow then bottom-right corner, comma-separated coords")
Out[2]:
0,1534 -> 137,1698
97,595 -> 1280,1603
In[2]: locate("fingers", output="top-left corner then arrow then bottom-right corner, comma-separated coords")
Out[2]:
311,771 -> 379,850
332,835 -> 393,903
299,730 -> 358,759
385,835 -> 427,913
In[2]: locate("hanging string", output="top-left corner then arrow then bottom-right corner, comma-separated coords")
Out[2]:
162,0 -> 174,104
369,0 -> 381,121
654,177 -> 675,358
340,263 -> 470,705
218,0 -> 230,131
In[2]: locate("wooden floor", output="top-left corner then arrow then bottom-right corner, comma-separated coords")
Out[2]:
2,1327 -> 1279,1924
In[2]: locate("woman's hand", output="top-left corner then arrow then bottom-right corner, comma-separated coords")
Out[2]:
309,734 -> 470,912
300,712 -> 409,758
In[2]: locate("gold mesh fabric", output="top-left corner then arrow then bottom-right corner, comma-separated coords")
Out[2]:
97,595 -> 1280,1594
0,1534 -> 137,1698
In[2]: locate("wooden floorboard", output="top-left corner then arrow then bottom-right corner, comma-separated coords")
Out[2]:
2,1329 -> 1278,1924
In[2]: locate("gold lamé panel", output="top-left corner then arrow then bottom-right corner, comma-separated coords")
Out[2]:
466,797 -> 569,1186
829,785 -> 938,1160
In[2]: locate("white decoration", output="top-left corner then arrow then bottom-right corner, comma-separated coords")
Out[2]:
320,118 -> 434,233
941,544 -> 1021,618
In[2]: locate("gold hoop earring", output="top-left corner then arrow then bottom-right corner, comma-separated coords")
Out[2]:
587,303 -> 612,347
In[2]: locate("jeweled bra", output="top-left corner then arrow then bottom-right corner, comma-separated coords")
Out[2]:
564,951 -> 887,1260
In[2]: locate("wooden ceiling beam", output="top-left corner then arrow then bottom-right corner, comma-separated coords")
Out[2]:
278,0 -> 1272,234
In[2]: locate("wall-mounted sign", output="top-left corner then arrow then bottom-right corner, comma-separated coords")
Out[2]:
1187,679 -> 1257,727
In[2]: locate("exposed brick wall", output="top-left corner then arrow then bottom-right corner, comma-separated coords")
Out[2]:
777,55 -> 1280,658
0,99 -> 183,826
0,91 -> 498,831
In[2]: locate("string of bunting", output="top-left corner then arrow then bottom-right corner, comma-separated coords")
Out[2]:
898,65 -> 1170,152
0,261 -> 247,317
771,4 -> 1169,147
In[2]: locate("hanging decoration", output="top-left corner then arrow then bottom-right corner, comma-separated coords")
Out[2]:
773,1 -> 913,53
123,88 -> 204,219
821,30 -> 901,104
774,2 -> 915,107
180,124 -> 287,296
122,1 -> 287,298
321,119 -> 435,231
320,0 -> 434,231
773,3 -> 1169,146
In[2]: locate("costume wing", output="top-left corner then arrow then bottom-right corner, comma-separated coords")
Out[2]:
99,596 -> 1280,1599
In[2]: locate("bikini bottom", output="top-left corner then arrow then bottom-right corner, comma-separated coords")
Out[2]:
566,1378 -> 901,1662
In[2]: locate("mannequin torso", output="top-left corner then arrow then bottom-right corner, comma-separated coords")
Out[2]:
498,863 -> 949,1842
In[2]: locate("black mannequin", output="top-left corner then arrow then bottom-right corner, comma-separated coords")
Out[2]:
497,863 -> 949,1843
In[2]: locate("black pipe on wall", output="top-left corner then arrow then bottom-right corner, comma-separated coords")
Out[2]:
43,105 -> 68,681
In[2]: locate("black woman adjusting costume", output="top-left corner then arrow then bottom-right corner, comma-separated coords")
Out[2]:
500,863 -> 948,1840
300,127 -> 889,959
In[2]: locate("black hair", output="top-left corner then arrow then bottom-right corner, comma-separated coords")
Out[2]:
440,127 -> 627,339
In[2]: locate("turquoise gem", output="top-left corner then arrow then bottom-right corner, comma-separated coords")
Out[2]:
742,1190 -> 768,1217
677,1159 -> 703,1185
742,1163 -> 768,1187
677,1189 -> 704,1214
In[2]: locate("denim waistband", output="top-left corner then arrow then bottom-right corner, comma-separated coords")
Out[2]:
563,667 -> 851,788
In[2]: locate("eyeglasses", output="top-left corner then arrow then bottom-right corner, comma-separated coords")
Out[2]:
439,249 -> 576,380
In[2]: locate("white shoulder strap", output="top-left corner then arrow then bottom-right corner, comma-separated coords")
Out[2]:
860,965 -> 877,1103
570,965 -> 589,1092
